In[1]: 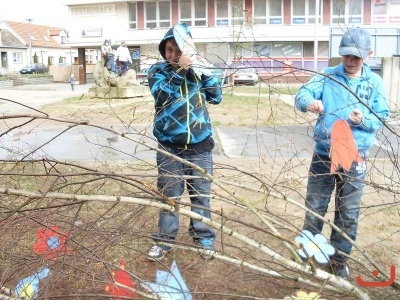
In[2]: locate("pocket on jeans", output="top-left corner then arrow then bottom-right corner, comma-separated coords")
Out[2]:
346,162 -> 366,190
198,150 -> 211,159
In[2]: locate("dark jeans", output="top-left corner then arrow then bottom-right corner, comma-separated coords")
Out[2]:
303,153 -> 367,262
152,145 -> 215,249
120,61 -> 129,73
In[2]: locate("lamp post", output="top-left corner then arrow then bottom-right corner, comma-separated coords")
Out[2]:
26,18 -> 33,64
39,49 -> 47,64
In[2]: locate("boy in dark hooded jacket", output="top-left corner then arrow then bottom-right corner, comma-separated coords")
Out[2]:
147,23 -> 222,261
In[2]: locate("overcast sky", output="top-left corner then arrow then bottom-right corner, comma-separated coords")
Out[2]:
0,0 -> 69,27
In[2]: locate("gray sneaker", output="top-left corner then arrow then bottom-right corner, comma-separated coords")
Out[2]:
331,262 -> 350,279
148,245 -> 170,262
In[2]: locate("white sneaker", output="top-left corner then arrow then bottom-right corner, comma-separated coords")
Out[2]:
148,245 -> 170,261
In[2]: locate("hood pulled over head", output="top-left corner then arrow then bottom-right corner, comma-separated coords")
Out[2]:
158,22 -> 192,59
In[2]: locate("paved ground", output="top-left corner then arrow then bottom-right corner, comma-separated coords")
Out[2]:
0,82 -> 93,114
0,83 -> 397,161
0,83 -> 311,161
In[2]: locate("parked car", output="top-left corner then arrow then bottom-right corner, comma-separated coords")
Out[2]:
136,68 -> 149,85
19,63 -> 49,74
232,67 -> 259,85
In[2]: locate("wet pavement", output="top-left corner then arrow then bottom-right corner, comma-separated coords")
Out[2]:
0,83 -> 397,161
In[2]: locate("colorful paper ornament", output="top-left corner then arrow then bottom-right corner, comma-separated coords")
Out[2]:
104,260 -> 138,299
330,119 -> 363,173
15,267 -> 50,299
33,225 -> 73,260
141,260 -> 192,300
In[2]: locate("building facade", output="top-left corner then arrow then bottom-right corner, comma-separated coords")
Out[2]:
0,21 -> 73,74
64,0 -> 400,80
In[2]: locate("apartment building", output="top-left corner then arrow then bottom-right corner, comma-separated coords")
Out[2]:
64,0 -> 400,82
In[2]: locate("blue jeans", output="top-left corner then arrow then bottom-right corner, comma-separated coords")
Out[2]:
152,145 -> 215,249
303,153 -> 367,262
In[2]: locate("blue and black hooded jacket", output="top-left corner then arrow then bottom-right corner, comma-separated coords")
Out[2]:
148,25 -> 222,148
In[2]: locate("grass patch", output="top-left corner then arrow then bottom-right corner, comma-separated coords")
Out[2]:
41,88 -> 297,128
210,93 -> 297,126
222,83 -> 299,95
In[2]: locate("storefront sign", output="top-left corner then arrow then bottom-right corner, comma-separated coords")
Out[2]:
81,28 -> 102,38
70,5 -> 115,16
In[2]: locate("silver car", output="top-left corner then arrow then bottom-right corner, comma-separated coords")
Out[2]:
232,67 -> 259,85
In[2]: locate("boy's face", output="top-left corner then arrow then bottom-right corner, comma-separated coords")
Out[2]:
341,55 -> 364,76
165,39 -> 182,67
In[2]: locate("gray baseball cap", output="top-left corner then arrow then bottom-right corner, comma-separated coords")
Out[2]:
339,28 -> 371,59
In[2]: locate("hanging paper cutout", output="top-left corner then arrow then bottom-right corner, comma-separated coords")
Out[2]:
33,225 -> 73,260
104,260 -> 138,299
141,260 -> 192,300
330,119 -> 363,173
173,22 -> 211,77
294,230 -> 335,264
15,267 -> 50,299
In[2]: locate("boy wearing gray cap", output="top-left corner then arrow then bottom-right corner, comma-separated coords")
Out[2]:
295,27 -> 389,278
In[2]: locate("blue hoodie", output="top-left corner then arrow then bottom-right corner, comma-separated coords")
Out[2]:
148,25 -> 222,145
295,63 -> 389,157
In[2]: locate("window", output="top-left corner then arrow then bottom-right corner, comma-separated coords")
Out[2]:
216,0 -> 244,26
13,52 -> 22,63
128,2 -> 137,29
271,42 -> 303,57
48,56 -> 54,65
372,0 -> 400,24
331,0 -> 362,25
145,1 -> 171,29
230,42 -> 254,58
228,42 -> 272,58
179,0 -> 207,26
253,0 -> 283,25
292,0 -> 322,24
26,34 -> 36,41
254,42 -> 272,57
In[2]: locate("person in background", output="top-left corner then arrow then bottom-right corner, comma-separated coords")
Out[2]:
294,27 -> 390,279
147,23 -> 222,261
69,74 -> 76,91
106,45 -> 119,74
101,39 -> 112,67
115,41 -> 132,74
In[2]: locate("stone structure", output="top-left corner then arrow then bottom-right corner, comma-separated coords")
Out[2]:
92,61 -> 149,98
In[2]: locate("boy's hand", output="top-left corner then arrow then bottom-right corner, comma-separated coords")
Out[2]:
350,109 -> 363,124
178,47 -> 192,70
307,100 -> 324,114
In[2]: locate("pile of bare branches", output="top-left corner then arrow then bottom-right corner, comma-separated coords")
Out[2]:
1,68 -> 400,300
